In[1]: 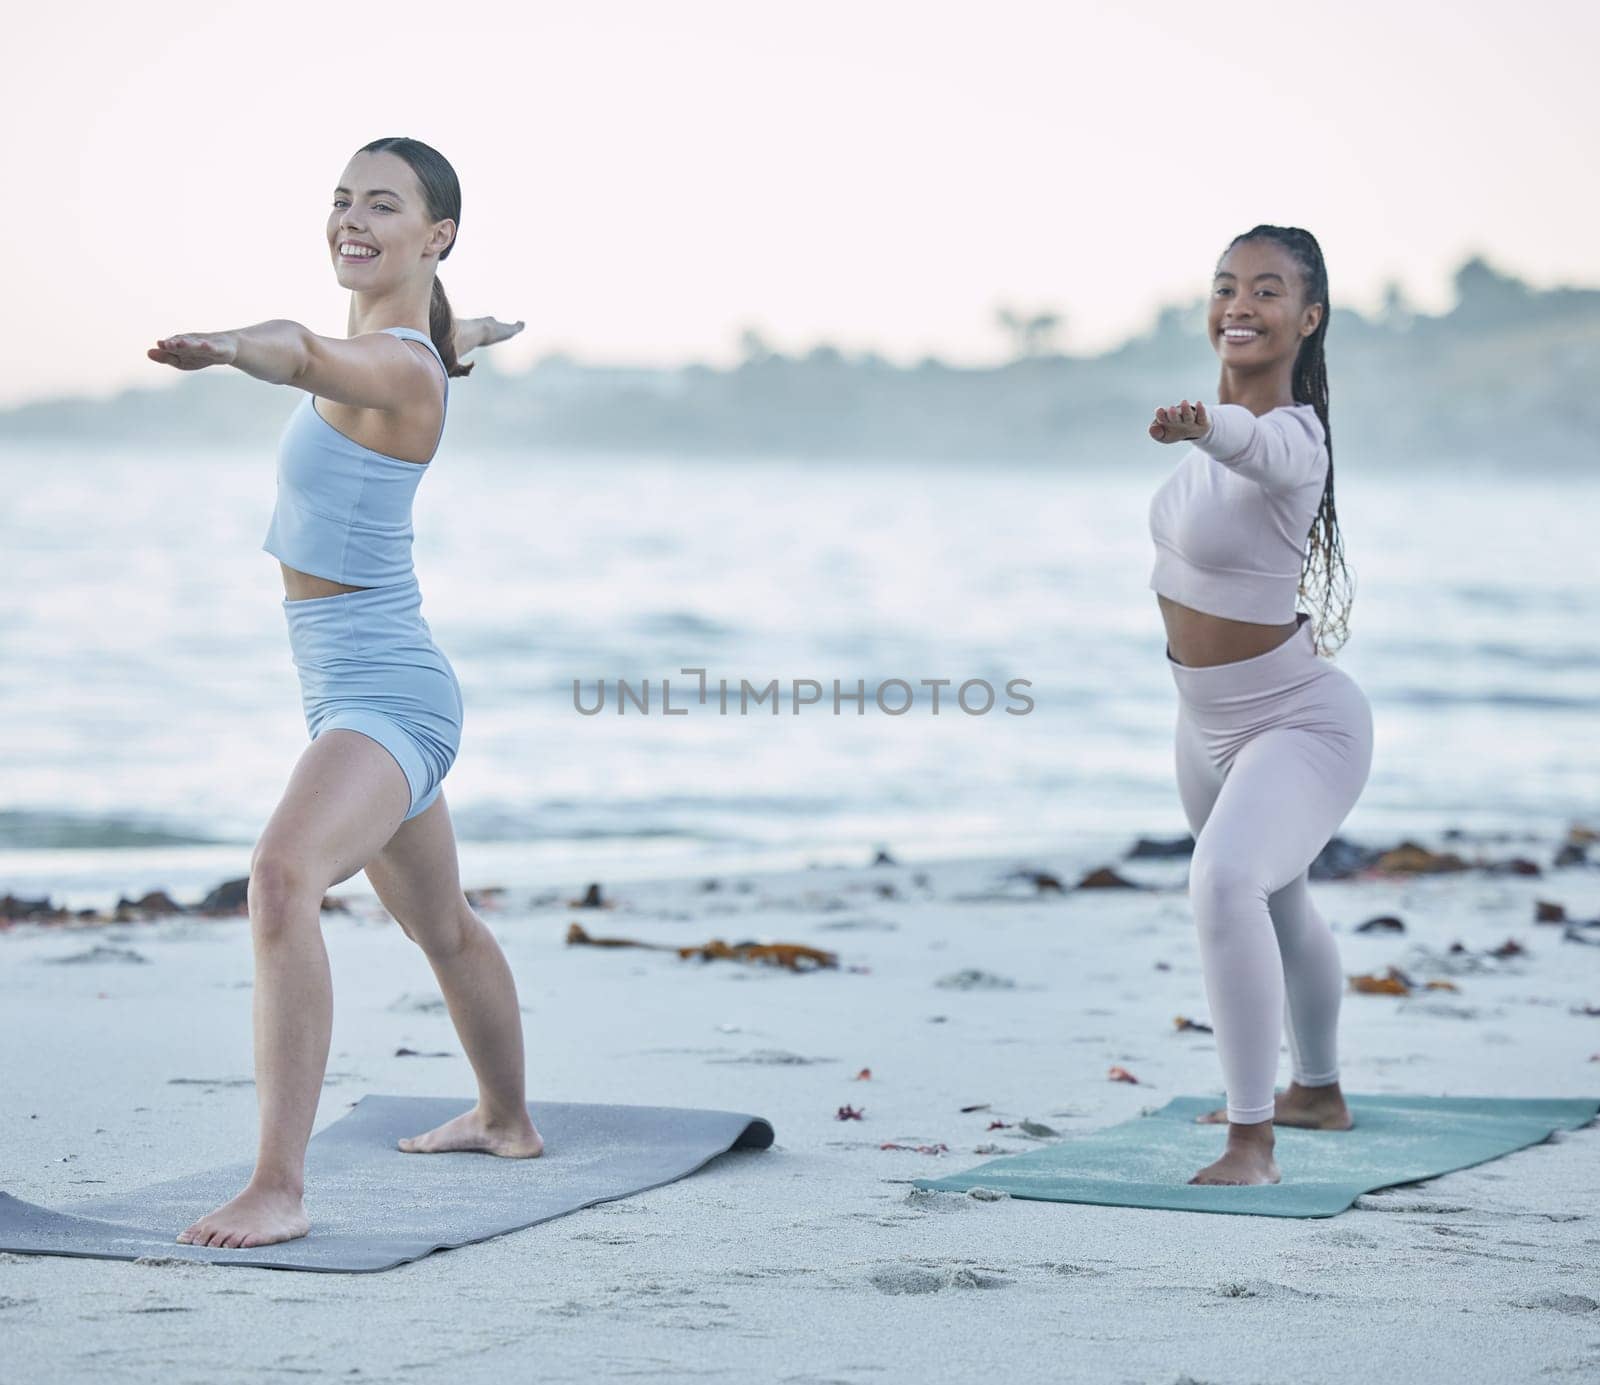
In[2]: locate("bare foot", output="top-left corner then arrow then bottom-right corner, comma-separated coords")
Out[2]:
176,1182 -> 309,1249
398,1105 -> 544,1157
1195,1081 -> 1353,1130
1189,1125 -> 1281,1186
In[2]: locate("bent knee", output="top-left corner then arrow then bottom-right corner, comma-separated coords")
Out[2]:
399,903 -> 476,959
1188,855 -> 1269,928
248,851 -> 328,929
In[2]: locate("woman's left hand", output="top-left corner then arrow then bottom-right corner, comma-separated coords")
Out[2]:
148,333 -> 238,371
1149,399 -> 1208,444
478,316 -> 524,348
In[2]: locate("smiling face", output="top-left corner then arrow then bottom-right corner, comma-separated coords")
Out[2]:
1208,238 -> 1323,368
326,149 -> 454,290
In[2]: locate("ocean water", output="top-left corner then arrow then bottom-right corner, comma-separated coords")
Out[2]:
1,439 -> 1595,906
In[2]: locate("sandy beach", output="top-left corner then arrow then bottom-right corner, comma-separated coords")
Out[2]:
3,831 -> 1598,1384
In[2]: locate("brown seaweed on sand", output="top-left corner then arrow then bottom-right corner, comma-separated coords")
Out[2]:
564,921 -> 837,972
1348,967 -> 1461,996
1369,842 -> 1473,875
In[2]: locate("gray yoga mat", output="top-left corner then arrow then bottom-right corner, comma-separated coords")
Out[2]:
913,1093 -> 1599,1218
0,1095 -> 774,1272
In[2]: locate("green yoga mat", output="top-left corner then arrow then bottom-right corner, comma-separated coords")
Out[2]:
912,1094 -> 1600,1218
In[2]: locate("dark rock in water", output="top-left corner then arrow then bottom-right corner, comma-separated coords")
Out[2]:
1004,868 -> 1064,893
1563,926 -> 1600,947
197,878 -> 249,914
1535,900 -> 1568,923
1356,915 -> 1406,933
1076,866 -> 1138,890
572,882 -> 607,908
1483,856 -> 1542,877
1,892 -> 70,924
1310,836 -> 1380,880
1553,842 -> 1588,867
114,890 -> 186,922
1125,835 -> 1195,860
872,848 -> 898,866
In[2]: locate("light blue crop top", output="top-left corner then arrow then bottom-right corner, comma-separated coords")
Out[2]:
261,326 -> 449,587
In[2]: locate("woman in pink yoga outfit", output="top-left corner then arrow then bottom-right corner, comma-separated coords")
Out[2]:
1146,225 -> 1374,1186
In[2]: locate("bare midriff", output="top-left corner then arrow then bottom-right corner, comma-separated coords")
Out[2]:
279,563 -> 372,602
1157,594 -> 1301,667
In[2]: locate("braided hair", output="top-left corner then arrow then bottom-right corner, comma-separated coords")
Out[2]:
1219,225 -> 1353,657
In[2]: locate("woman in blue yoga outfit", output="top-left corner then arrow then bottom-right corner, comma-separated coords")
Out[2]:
148,138 -> 542,1249
1146,226 -> 1374,1186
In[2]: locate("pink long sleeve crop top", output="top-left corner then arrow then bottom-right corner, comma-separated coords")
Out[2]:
1147,401 -> 1328,625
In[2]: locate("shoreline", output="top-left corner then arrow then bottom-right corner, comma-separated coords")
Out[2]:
3,818 -> 1593,926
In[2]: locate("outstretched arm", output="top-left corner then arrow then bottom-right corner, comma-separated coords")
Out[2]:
1192,403 -> 1327,493
1148,398 -> 1326,494
452,315 -> 524,357
148,321 -> 435,411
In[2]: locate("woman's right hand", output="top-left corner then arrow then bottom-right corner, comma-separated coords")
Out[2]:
148,332 -> 239,371
1149,399 -> 1209,444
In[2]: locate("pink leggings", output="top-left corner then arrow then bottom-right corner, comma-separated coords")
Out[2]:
1168,612 -> 1374,1124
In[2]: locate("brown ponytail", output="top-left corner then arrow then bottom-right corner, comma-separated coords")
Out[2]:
429,276 -> 472,378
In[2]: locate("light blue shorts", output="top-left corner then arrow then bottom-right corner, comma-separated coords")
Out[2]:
281,575 -> 463,822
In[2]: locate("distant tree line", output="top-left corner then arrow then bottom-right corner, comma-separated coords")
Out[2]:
4,256 -> 1596,473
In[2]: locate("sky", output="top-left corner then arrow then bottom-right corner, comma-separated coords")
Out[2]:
5,0 -> 1595,407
